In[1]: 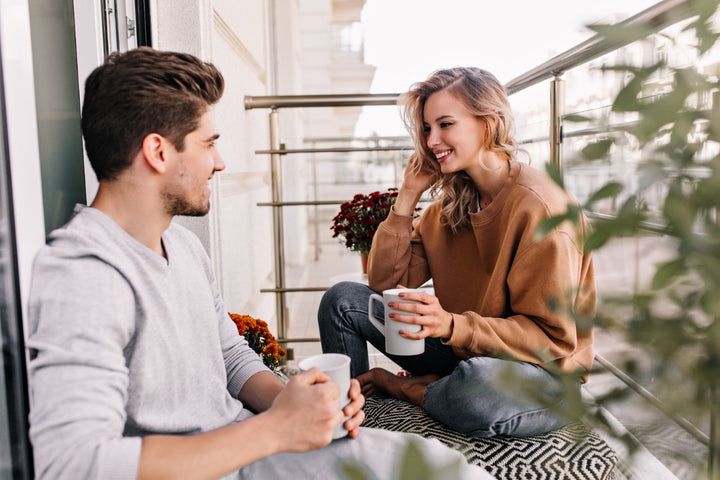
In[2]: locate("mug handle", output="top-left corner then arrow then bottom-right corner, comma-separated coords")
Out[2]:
367,294 -> 386,336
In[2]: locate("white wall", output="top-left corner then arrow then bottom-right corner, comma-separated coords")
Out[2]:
152,0 -> 281,326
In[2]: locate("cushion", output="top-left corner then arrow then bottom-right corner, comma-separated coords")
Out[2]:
361,395 -> 617,479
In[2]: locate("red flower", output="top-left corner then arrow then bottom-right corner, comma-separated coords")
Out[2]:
330,188 -> 420,255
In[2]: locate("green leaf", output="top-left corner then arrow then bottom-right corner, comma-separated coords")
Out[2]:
664,193 -> 696,235
583,219 -> 618,252
397,440 -> 430,480
586,182 -> 624,206
545,162 -> 564,188
652,258 -> 686,290
588,23 -> 655,46
580,138 -> 613,160
535,215 -> 569,240
564,114 -> 593,123
612,75 -> 645,112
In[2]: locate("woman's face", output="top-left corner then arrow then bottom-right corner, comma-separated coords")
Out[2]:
422,89 -> 487,175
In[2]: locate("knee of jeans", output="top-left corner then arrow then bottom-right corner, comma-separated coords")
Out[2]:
319,282 -> 369,319
425,358 -> 570,437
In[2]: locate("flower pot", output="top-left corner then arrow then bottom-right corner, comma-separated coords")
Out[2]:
361,254 -> 369,274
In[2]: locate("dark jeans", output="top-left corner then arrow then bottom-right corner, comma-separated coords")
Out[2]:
318,281 -> 578,437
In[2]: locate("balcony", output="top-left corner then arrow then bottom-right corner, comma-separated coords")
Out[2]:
244,1 -> 719,477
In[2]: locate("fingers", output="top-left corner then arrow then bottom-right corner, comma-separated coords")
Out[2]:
293,367 -> 331,386
344,409 -> 366,438
360,383 -> 377,397
343,379 -> 366,436
345,380 -> 365,414
397,289 -> 431,303
356,371 -> 372,388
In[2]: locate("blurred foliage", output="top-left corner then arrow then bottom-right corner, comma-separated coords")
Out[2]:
538,0 -> 720,474
339,437 -> 465,480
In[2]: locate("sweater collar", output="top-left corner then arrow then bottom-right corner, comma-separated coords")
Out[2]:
469,161 -> 522,220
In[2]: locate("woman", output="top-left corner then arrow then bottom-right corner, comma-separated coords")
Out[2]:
318,67 -> 595,438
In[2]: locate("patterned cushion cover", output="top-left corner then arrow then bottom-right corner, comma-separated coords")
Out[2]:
361,395 -> 617,480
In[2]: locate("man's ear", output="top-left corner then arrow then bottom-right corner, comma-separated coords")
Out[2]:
142,133 -> 170,174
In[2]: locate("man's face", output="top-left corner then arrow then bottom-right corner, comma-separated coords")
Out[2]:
161,109 -> 225,217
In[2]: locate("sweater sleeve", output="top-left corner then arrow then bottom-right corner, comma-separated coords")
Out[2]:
444,228 -> 594,373
27,254 -> 142,480
367,206 -> 431,292
193,235 -> 269,398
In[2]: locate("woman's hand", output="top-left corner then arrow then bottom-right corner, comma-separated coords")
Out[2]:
389,287 -> 454,340
402,153 -> 436,194
393,153 -> 436,216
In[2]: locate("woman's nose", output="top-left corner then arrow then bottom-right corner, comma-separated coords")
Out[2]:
426,127 -> 439,148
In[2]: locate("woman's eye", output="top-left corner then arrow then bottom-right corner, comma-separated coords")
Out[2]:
423,126 -> 431,134
440,122 -> 452,128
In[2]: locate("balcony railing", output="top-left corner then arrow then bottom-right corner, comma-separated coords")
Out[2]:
245,0 -> 716,476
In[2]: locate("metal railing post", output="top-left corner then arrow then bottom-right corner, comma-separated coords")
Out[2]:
312,142 -> 320,261
711,381 -> 720,479
268,108 -> 287,338
550,75 -> 565,170
713,90 -> 720,476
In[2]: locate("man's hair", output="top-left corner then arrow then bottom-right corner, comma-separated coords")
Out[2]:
81,47 -> 225,180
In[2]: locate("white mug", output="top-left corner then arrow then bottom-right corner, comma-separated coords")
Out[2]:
367,288 -> 425,356
297,353 -> 351,440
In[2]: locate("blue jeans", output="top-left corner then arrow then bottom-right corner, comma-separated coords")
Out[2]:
318,281 -> 578,438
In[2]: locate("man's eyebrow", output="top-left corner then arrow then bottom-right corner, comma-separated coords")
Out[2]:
205,133 -> 221,142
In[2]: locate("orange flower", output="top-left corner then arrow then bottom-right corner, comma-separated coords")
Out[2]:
228,313 -> 286,372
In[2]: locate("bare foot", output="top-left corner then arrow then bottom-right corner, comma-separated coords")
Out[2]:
356,368 -> 440,406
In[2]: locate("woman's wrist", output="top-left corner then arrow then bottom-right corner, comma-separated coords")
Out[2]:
394,187 -> 423,216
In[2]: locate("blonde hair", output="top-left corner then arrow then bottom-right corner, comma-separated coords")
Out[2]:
400,67 -> 520,233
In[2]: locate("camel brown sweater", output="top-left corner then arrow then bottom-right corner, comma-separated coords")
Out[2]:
368,162 -> 595,379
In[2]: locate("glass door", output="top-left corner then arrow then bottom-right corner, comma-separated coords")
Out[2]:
0,37 -> 33,480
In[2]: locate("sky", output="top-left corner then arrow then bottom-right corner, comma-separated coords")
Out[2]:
354,0 -> 659,136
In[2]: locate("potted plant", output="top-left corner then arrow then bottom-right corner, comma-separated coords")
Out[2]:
331,188 -> 400,273
228,313 -> 286,373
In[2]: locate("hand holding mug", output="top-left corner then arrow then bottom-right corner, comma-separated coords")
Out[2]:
389,287 -> 454,340
298,353 -> 356,440
368,288 -> 425,356
342,379 -> 365,438
266,368 -> 343,451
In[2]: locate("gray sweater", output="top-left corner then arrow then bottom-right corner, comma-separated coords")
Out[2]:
27,205 -> 268,479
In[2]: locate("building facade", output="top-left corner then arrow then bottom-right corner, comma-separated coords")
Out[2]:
0,0 -> 373,476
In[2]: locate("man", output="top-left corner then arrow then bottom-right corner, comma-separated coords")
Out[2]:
26,47 -> 490,479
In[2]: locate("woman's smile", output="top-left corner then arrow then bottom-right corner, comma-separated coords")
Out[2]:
435,149 -> 452,162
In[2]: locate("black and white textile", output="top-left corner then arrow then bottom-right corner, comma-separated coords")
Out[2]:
362,395 -> 617,480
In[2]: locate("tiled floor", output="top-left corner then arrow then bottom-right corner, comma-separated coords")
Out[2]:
280,233 -> 708,479
283,242 -> 400,372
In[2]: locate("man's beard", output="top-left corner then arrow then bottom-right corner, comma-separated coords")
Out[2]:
162,191 -> 210,217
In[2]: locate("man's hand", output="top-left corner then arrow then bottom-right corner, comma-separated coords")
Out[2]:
263,368 -> 344,452
342,379 -> 365,438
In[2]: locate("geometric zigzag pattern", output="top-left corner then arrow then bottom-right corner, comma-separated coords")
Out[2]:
362,395 -> 617,480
